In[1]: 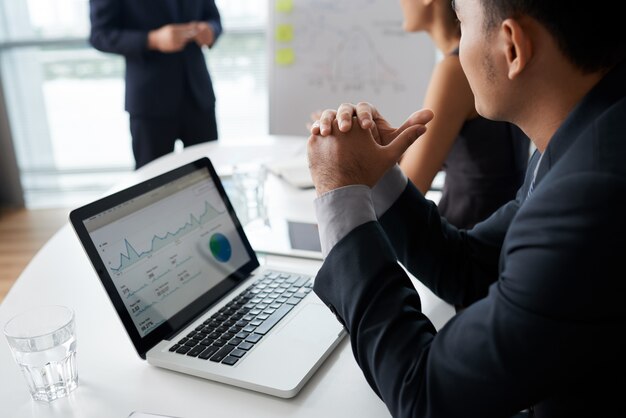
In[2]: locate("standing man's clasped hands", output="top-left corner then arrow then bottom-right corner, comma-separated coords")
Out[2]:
307,103 -> 433,196
148,22 -> 216,53
192,21 -> 216,47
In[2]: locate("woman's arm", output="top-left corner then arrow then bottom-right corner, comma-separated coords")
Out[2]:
399,55 -> 476,193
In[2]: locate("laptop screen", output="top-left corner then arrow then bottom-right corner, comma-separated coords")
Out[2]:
71,158 -> 259,357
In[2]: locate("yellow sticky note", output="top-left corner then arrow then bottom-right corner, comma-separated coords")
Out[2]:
275,48 -> 295,66
275,24 -> 294,42
275,0 -> 293,13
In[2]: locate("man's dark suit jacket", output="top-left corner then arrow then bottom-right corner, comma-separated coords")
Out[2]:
89,0 -> 222,117
315,62 -> 626,418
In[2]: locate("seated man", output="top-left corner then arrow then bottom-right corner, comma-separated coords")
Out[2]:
307,0 -> 626,416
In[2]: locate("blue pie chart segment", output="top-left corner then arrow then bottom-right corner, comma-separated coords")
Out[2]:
209,233 -> 232,262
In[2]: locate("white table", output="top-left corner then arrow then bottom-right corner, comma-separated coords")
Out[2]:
0,135 -> 454,418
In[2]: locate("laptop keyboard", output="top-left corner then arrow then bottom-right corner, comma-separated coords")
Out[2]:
168,270 -> 313,366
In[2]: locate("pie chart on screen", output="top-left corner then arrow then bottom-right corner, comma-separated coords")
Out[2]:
209,233 -> 232,262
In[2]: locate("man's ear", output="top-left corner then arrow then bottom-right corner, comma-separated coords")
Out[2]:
501,18 -> 532,79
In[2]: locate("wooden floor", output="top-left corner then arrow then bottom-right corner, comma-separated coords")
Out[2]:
0,208 -> 70,303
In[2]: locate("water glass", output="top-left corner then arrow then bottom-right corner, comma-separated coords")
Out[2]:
230,164 -> 268,226
4,305 -> 78,402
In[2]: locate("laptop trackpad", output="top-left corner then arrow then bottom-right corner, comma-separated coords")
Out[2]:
238,301 -> 342,384
274,303 -> 341,345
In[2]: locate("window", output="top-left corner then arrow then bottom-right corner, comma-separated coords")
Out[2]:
0,0 -> 268,208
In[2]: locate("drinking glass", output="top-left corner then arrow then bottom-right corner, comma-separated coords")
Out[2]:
231,164 -> 268,226
4,305 -> 78,402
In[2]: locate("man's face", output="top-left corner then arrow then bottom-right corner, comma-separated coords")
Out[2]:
455,0 -> 505,120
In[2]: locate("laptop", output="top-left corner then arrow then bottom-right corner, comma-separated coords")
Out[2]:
69,157 -> 345,398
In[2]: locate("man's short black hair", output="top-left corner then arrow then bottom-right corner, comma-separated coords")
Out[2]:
479,0 -> 625,73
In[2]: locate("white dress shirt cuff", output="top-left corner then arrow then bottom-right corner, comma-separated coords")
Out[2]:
371,164 -> 408,217
314,185 -> 376,257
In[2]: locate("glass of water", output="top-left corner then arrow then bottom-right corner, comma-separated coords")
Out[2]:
231,164 -> 268,226
4,305 -> 78,402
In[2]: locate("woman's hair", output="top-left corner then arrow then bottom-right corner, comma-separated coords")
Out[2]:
442,0 -> 461,35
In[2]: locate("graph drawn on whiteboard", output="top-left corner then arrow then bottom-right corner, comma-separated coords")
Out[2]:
306,25 -> 404,94
269,0 -> 436,135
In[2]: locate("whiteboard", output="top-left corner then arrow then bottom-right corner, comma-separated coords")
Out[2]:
268,0 -> 436,136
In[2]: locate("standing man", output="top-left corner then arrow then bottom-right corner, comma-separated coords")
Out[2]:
89,0 -> 222,169
308,0 -> 625,416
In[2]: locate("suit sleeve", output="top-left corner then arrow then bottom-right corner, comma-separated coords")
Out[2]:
202,0 -> 222,43
313,171 -> 626,418
378,181 -> 510,306
89,0 -> 148,58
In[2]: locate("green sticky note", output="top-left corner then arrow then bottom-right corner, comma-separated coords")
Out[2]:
275,48 -> 295,66
275,24 -> 294,42
275,0 -> 293,13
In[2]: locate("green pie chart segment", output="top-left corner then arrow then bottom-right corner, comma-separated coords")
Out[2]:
209,233 -> 232,262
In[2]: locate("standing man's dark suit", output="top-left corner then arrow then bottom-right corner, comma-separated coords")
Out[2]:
314,63 -> 626,417
89,0 -> 222,169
